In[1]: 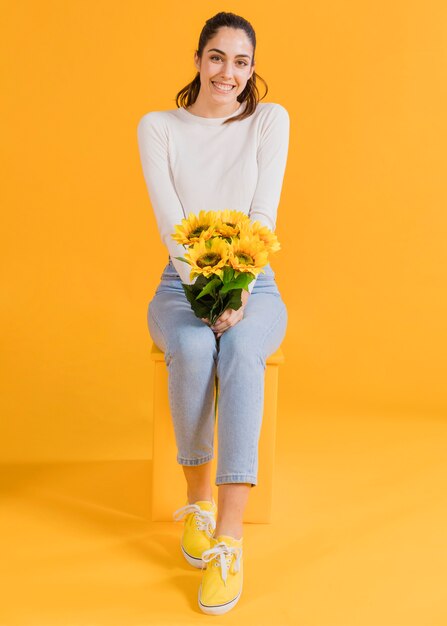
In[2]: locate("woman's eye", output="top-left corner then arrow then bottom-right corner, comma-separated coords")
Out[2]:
210,55 -> 248,67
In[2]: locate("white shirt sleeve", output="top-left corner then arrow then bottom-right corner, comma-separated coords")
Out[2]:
137,112 -> 194,285
247,104 -> 290,293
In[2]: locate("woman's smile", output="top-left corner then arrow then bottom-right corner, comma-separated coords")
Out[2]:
211,81 -> 236,93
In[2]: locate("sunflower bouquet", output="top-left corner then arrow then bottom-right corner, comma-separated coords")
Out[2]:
170,209 -> 280,326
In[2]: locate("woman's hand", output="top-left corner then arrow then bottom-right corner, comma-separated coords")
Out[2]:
201,289 -> 250,338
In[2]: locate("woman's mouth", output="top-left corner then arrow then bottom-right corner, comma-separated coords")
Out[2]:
211,81 -> 236,93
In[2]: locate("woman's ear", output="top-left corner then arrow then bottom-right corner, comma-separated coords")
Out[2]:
249,62 -> 255,80
194,51 -> 201,72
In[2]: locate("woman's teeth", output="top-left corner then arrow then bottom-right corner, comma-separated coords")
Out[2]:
212,81 -> 235,92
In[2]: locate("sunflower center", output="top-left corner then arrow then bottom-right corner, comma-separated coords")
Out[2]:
236,252 -> 254,265
197,253 -> 221,268
224,222 -> 236,228
190,226 -> 208,237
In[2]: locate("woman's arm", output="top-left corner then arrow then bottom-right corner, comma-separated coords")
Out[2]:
247,103 -> 290,294
209,104 -> 291,336
137,112 -> 193,285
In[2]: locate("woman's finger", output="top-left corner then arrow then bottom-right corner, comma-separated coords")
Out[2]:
214,314 -> 243,333
211,304 -> 247,331
213,310 -> 236,327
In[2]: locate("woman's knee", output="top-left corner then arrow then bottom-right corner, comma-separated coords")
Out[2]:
149,296 -> 216,355
217,330 -> 261,370
217,302 -> 287,368
169,326 -> 217,369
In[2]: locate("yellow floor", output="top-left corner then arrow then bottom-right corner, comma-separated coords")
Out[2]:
1,408 -> 446,626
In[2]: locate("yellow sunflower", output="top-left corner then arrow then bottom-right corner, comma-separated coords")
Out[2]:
171,210 -> 218,246
213,209 -> 251,238
185,237 -> 230,280
227,233 -> 269,277
241,220 -> 281,253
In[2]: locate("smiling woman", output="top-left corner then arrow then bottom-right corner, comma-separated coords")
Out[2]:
175,13 -> 269,121
137,10 -> 290,617
186,29 -> 255,117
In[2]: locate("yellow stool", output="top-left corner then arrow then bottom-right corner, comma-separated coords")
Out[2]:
150,341 -> 285,523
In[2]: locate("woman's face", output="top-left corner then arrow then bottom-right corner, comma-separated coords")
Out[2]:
194,27 -> 255,106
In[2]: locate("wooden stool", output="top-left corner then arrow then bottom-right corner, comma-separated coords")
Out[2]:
150,341 -> 285,523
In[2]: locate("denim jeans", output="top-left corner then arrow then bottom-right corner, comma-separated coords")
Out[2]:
147,256 -> 288,487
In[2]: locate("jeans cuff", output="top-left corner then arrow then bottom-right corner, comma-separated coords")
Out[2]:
215,474 -> 257,487
177,453 -> 214,466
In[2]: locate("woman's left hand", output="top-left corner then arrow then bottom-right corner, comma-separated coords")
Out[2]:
202,289 -> 250,338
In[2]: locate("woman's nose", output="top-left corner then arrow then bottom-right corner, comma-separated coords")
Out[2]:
219,62 -> 234,80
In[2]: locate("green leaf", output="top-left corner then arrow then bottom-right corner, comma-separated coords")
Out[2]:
173,256 -> 190,264
219,272 -> 255,294
226,288 -> 243,311
196,277 -> 222,299
182,285 -> 212,318
193,274 -> 209,289
222,266 -> 235,283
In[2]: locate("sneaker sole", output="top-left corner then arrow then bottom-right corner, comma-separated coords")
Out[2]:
180,542 -> 206,569
197,578 -> 243,615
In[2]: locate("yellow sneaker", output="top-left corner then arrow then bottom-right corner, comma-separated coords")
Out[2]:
198,534 -> 243,615
172,499 -> 217,568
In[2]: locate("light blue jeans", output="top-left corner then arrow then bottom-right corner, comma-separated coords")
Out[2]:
147,257 -> 288,487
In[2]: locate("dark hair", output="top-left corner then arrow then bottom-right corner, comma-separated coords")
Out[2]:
175,12 -> 268,125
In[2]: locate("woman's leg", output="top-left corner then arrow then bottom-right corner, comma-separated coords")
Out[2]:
182,461 -> 214,503
214,484 -> 251,539
213,285 -> 288,537
148,285 -> 218,480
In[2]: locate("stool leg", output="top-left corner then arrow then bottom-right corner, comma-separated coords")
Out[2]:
248,361 -> 279,522
152,360 -> 179,521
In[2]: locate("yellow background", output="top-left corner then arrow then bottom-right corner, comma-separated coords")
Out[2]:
1,2 -> 446,459
1,2 -> 447,624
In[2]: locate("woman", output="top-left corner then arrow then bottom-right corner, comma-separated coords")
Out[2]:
137,11 -> 290,615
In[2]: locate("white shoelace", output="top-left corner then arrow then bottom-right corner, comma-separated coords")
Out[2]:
172,503 -> 217,537
201,541 -> 242,585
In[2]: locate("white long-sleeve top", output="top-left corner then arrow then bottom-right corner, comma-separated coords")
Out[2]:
137,100 -> 290,293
